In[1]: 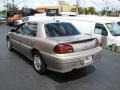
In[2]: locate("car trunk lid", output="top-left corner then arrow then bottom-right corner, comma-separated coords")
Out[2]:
48,35 -> 96,52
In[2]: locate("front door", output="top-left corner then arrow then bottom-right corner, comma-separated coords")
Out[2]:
93,23 -> 108,47
11,23 -> 37,59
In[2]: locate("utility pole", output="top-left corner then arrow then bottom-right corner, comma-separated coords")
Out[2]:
84,0 -> 85,14
6,0 -> 8,22
59,0 -> 64,12
6,0 -> 8,11
76,0 -> 79,15
3,0 -> 6,17
12,0 -> 14,9
105,1 -> 108,15
12,0 -> 14,8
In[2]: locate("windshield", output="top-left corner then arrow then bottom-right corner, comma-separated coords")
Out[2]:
106,22 -> 120,36
45,22 -> 80,37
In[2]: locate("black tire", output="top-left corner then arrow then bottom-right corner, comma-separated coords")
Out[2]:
33,51 -> 47,74
7,39 -> 13,51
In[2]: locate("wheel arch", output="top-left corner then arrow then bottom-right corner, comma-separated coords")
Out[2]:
6,35 -> 9,41
31,48 -> 47,73
31,48 -> 39,57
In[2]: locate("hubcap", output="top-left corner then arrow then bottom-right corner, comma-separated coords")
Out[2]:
34,55 -> 41,71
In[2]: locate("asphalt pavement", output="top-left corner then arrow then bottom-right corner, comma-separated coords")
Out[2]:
0,25 -> 120,90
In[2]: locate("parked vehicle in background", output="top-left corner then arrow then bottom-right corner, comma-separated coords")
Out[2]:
54,16 -> 120,48
99,16 -> 120,26
14,19 -> 22,26
60,12 -> 76,16
0,16 -> 6,21
7,14 -> 23,26
6,20 -> 102,74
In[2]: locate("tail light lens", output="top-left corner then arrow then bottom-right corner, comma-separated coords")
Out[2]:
95,38 -> 100,47
54,43 -> 74,54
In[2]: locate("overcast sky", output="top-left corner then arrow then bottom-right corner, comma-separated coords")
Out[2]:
0,0 -> 120,11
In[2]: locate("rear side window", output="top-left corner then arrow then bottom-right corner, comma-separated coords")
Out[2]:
23,23 -> 37,36
44,23 -> 80,37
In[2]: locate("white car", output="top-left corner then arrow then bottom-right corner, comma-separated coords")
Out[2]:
54,16 -> 120,47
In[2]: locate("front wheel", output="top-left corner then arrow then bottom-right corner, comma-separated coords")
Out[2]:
33,52 -> 47,74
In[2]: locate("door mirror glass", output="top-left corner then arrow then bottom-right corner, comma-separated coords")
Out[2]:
10,29 -> 16,32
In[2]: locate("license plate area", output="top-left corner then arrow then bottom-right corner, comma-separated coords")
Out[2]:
82,56 -> 92,64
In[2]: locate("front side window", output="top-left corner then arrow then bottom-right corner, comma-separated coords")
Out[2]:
16,23 -> 37,36
106,22 -> 120,36
44,22 -> 80,37
16,24 -> 25,34
95,23 -> 108,36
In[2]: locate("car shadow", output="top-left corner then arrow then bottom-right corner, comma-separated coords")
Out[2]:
12,50 -> 33,65
45,65 -> 96,83
11,50 -> 96,83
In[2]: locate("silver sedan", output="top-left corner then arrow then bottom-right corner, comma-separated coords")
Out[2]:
6,20 -> 102,74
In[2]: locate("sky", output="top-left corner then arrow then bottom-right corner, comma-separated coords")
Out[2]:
0,0 -> 120,11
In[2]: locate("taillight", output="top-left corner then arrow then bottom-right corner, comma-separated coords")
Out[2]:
54,43 -> 74,54
95,38 -> 100,47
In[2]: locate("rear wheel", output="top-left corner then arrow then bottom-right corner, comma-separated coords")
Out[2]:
33,51 -> 47,74
7,39 -> 13,51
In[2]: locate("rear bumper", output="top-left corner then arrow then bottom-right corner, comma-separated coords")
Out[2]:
41,47 -> 102,73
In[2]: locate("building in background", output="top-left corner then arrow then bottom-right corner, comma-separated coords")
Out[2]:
36,5 -> 75,13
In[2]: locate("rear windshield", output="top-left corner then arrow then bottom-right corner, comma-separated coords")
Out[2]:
44,22 -> 80,37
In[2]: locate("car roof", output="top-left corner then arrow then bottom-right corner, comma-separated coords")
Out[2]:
24,15 -> 117,24
56,16 -> 116,24
98,16 -> 120,22
28,19 -> 69,25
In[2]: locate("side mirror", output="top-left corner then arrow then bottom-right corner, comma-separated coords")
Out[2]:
102,30 -> 108,36
10,29 -> 16,32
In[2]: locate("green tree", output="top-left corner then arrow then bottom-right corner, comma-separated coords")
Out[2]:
71,7 -> 84,14
101,9 -> 107,15
4,3 -> 18,11
71,8 -> 76,12
88,7 -> 96,14
107,10 -> 112,16
84,8 -> 89,14
78,7 -> 84,14
20,7 -> 36,16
